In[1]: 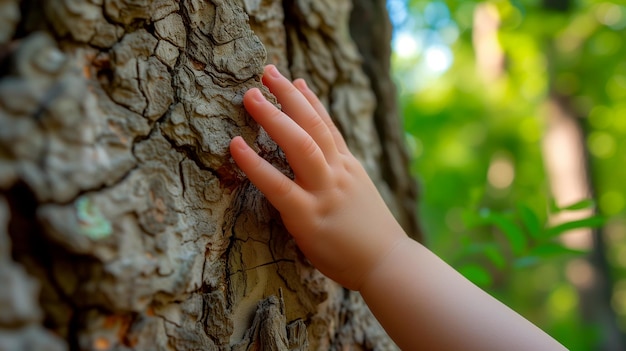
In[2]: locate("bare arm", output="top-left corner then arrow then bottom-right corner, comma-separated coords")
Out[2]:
230,65 -> 567,350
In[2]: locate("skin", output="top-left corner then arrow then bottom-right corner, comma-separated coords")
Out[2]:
230,65 -> 568,351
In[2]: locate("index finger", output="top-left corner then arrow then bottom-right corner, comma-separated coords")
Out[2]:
230,136 -> 309,212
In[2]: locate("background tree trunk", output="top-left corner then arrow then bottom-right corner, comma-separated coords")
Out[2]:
0,0 -> 419,350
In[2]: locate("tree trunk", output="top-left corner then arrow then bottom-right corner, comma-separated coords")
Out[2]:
543,94 -> 625,351
0,0 -> 418,350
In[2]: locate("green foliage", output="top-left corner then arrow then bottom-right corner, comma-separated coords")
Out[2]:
391,0 -> 626,348
457,201 -> 603,286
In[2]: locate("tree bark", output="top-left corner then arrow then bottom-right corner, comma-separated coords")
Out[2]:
0,0 -> 417,350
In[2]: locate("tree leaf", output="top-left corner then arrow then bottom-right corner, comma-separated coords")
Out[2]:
548,198 -> 596,213
462,243 -> 507,269
514,244 -> 587,269
462,208 -> 490,228
548,197 -> 561,214
458,264 -> 493,287
545,216 -> 605,238
517,204 -> 542,239
560,199 -> 596,211
483,244 -> 507,269
528,243 -> 588,258
486,212 -> 528,256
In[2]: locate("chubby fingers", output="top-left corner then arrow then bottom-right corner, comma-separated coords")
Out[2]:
261,65 -> 340,161
243,88 -> 330,188
292,78 -> 349,154
230,136 -> 308,212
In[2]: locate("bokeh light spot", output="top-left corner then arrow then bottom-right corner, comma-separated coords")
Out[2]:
566,259 -> 596,289
590,31 -> 622,56
612,279 -> 626,317
600,191 -> 625,215
424,1 -> 451,28
595,3 -> 625,28
454,3 -> 476,30
439,139 -> 470,167
439,25 -> 460,45
589,105 -> 612,129
487,154 -> 515,189
606,75 -> 626,100
613,103 -> 626,132
394,32 -> 421,58
548,285 -> 578,317
424,45 -> 454,73
387,0 -> 409,26
587,131 -> 616,158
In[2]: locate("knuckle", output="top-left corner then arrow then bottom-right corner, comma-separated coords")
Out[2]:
286,86 -> 303,101
299,136 -> 320,159
307,112 -> 327,133
268,107 -> 284,121
274,175 -> 293,197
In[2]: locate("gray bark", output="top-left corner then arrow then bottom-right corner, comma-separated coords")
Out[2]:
0,0 -> 417,350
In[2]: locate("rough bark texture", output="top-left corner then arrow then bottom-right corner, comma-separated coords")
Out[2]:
0,0 -> 417,350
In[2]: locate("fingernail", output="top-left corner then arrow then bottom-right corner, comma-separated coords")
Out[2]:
250,88 -> 265,102
295,79 -> 309,91
232,136 -> 248,151
266,65 -> 280,78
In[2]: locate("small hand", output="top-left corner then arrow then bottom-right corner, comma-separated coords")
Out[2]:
230,65 -> 407,290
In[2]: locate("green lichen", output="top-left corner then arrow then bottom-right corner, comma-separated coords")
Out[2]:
75,196 -> 112,240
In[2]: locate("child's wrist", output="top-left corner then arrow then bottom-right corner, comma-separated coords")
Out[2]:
356,235 -> 413,292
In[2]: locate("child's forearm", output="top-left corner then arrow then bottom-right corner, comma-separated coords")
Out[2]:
360,236 -> 568,351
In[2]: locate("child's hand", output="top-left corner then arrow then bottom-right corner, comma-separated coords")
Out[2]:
230,65 -> 408,290
231,66 -> 568,351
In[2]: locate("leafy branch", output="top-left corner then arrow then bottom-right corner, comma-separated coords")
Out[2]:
455,198 -> 605,286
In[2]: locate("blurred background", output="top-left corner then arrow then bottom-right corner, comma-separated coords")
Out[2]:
388,0 -> 626,349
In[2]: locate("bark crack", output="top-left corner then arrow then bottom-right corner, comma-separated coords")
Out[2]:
228,258 -> 295,277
